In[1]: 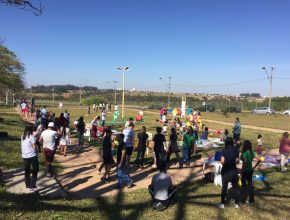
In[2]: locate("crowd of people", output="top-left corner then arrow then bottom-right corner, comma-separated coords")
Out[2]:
18,102 -> 289,210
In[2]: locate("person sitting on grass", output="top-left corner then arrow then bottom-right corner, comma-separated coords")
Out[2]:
148,161 -> 177,210
116,134 -> 133,189
200,127 -> 209,140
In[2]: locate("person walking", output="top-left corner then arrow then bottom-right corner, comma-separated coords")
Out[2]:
135,126 -> 149,167
166,127 -> 182,167
116,134 -> 133,189
39,122 -> 58,177
279,132 -> 290,172
217,137 -> 240,209
21,125 -> 39,192
233,117 -> 241,143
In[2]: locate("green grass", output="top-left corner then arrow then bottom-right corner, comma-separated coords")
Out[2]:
1,105 -> 290,219
202,111 -> 290,131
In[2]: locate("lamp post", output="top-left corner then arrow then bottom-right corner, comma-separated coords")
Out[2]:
159,76 -> 172,108
262,66 -> 274,108
106,80 -> 118,105
79,84 -> 82,104
116,66 -> 130,118
52,88 -> 55,103
5,90 -> 9,106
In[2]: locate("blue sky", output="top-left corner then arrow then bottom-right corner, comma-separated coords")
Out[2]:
1,0 -> 290,96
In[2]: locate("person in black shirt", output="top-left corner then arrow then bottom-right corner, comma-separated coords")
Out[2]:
166,127 -> 181,167
101,128 -> 114,182
135,126 -> 149,167
76,116 -> 85,148
218,137 -> 240,209
153,127 -> 166,167
116,134 -> 133,189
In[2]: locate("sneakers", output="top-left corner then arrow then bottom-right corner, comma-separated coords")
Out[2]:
127,179 -> 133,188
234,204 -> 240,209
281,167 -> 288,172
217,203 -> 225,209
30,187 -> 39,192
46,173 -> 53,178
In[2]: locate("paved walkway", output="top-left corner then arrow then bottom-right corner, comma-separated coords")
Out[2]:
4,168 -> 67,197
56,139 -> 206,198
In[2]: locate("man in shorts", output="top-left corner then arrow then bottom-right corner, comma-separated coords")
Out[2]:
39,122 -> 58,177
101,128 -> 114,182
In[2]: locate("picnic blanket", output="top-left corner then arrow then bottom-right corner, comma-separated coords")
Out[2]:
196,138 -> 224,150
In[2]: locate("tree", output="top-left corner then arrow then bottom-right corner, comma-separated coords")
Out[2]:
0,0 -> 43,15
0,43 -> 25,97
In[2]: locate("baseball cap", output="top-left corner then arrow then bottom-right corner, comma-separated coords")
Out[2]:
48,122 -> 54,127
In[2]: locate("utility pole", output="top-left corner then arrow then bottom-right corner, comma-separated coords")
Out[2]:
52,88 -> 55,103
79,84 -> 82,104
262,66 -> 274,108
112,80 -> 118,105
168,76 -> 172,108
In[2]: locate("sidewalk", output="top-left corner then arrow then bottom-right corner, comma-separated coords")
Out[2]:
4,168 -> 67,197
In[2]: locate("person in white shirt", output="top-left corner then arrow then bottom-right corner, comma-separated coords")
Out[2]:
59,121 -> 70,156
39,122 -> 58,177
148,161 -> 176,210
21,125 -> 39,192
101,111 -> 106,127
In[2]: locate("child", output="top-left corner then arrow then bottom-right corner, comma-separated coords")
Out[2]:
256,134 -> 263,155
200,127 -> 209,140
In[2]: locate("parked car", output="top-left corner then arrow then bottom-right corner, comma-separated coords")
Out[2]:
222,106 -> 241,113
252,107 -> 275,115
197,105 -> 215,112
283,110 -> 290,115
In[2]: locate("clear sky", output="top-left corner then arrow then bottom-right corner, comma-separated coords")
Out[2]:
1,0 -> 290,96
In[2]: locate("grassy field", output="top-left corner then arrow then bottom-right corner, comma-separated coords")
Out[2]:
202,111 -> 290,131
1,105 -> 289,219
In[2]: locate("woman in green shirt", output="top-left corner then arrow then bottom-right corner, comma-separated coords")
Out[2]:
241,140 -> 261,204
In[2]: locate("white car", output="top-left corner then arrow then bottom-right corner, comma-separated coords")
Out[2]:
252,107 -> 275,115
284,110 -> 290,115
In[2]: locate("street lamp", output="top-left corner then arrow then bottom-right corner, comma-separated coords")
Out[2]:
52,88 -> 55,103
116,66 -> 130,118
106,81 -> 118,105
5,90 -> 9,106
79,84 -> 82,104
159,76 -> 172,108
262,66 -> 274,108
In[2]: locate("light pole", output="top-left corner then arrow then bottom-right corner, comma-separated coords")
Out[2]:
5,90 -> 9,106
116,66 -> 130,118
262,66 -> 274,108
159,76 -> 172,108
79,84 -> 82,104
52,88 -> 55,103
106,80 -> 118,105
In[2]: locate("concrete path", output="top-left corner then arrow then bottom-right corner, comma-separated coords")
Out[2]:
56,141 -> 206,198
4,168 -> 67,197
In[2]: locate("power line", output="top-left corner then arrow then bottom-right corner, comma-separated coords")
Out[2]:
171,77 -> 268,88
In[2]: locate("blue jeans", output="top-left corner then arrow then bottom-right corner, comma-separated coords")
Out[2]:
117,168 -> 131,187
182,146 -> 189,163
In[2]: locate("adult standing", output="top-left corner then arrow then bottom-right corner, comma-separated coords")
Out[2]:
101,128 -> 114,182
101,111 -> 106,127
153,127 -> 166,167
218,137 -> 240,209
123,123 -> 135,165
21,125 -> 39,192
59,121 -> 70,156
182,127 -> 195,164
39,122 -> 58,177
279,132 -> 290,172
233,117 -> 241,143
166,127 -> 181,167
135,126 -> 149,167
76,116 -> 85,148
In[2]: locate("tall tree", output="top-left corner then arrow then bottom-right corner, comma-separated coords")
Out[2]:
0,43 -> 25,96
0,0 -> 43,15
